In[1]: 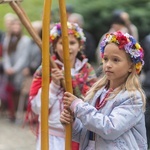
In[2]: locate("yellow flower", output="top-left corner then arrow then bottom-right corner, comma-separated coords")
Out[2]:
111,36 -> 117,42
136,62 -> 142,69
135,62 -> 142,74
51,36 -> 55,40
75,32 -> 80,38
135,43 -> 141,49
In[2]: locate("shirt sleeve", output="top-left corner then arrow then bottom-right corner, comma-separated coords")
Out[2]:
31,81 -> 62,115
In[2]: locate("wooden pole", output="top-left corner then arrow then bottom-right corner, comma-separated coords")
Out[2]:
59,0 -> 73,149
41,0 -> 52,149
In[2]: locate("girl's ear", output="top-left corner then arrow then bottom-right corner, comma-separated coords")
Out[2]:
128,63 -> 133,73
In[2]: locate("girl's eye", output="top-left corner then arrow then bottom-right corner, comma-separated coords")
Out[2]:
103,57 -> 108,62
70,41 -> 76,45
113,58 -> 119,62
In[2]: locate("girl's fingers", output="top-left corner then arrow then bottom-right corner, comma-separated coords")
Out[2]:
63,101 -> 71,107
64,92 -> 73,97
63,97 -> 70,103
63,104 -> 71,110
60,110 -> 73,124
63,92 -> 78,108
60,117 -> 69,124
64,92 -> 77,100
63,95 -> 74,102
63,96 -> 71,105
52,69 -> 64,79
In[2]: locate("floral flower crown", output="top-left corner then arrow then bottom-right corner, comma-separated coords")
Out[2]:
100,31 -> 144,74
50,22 -> 86,46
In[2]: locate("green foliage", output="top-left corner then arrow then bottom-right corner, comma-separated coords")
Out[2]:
0,0 -> 150,43
0,0 -> 58,32
73,0 -> 150,42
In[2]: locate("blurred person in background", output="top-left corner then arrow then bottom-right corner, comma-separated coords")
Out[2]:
0,13 -> 17,116
68,13 -> 97,65
3,13 -> 18,36
120,11 -> 139,41
0,30 -> 6,114
16,20 -> 42,122
0,30 -> 4,68
66,4 -> 74,19
108,10 -> 129,34
141,33 -> 150,148
54,4 -> 74,24
2,14 -> 30,121
22,20 -> 42,79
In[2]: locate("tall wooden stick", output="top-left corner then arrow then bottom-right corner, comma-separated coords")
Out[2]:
59,0 -> 73,149
41,0 -> 52,149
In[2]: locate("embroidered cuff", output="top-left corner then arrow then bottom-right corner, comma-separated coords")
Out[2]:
70,98 -> 83,112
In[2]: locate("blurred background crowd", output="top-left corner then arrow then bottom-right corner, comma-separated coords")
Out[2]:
0,0 -> 150,148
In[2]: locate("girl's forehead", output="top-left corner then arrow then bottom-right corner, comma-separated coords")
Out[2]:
68,34 -> 79,40
58,34 -> 79,41
104,43 -> 129,58
104,43 -> 120,53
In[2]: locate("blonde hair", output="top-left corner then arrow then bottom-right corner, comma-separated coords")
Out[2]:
4,13 -> 18,25
85,67 -> 146,111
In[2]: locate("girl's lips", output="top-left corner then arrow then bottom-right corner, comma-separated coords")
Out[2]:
105,71 -> 113,73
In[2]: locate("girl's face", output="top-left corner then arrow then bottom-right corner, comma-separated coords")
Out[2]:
10,20 -> 22,35
55,34 -> 80,67
103,43 -> 133,89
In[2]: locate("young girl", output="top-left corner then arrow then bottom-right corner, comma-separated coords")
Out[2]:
28,22 -> 97,150
60,31 -> 147,150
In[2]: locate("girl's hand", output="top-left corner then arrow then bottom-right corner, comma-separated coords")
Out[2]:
51,68 -> 64,86
60,109 -> 74,124
63,92 -> 77,108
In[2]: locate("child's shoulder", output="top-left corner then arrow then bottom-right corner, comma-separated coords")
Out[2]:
122,90 -> 141,97
118,90 -> 142,103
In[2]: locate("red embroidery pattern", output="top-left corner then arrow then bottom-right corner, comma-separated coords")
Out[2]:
95,89 -> 113,110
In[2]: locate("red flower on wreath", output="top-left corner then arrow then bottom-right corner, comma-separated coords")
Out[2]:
116,32 -> 128,49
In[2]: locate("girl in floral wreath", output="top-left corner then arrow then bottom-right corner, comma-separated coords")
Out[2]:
27,22 -> 97,150
60,31 -> 148,150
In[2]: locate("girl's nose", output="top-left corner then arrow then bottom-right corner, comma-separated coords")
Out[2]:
106,60 -> 112,67
69,45 -> 72,52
